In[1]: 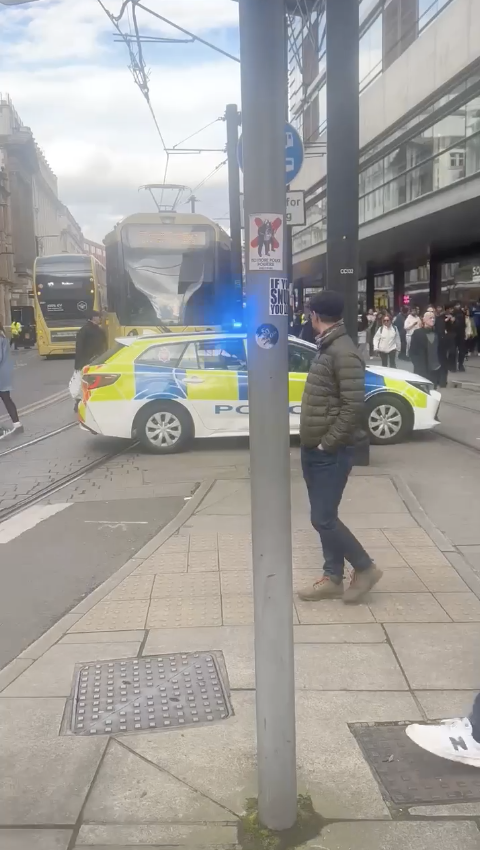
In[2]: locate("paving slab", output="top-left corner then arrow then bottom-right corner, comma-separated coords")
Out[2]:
386,623 -> 480,689
412,565 -> 470,592
220,570 -> 253,595
1,830 -> 73,850
295,598 -> 375,624
362,546 -> 408,567
345,514 -> 417,529
2,642 -> 141,697
143,626 -> 255,688
370,568 -> 426,592
414,690 -> 476,719
133,551 -> 189,573
368,592 -> 451,623
294,643 -> 407,690
309,821 -> 480,849
60,630 -> 145,644
0,698 -> 107,825
69,601 -> 149,632
188,550 -> 219,571
296,690 -> 421,819
84,740 -> 230,823
188,533 -> 219,551
151,573 -> 220,597
76,822 -> 238,846
222,594 -> 255,625
293,624 -> 386,643
146,597 -> 223,628
435,592 -> 480,621
105,577 -> 154,601
409,803 -> 480,816
400,549 -> 451,566
384,528 -> 436,547
122,691 -> 257,815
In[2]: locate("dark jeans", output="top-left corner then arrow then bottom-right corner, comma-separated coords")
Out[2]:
301,446 -> 372,581
0,391 -> 19,424
380,351 -> 396,368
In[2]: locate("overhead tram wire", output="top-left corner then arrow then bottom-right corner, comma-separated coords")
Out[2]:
97,0 -> 173,200
190,158 -> 228,196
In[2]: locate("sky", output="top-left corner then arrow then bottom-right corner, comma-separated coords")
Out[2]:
0,0 -> 242,241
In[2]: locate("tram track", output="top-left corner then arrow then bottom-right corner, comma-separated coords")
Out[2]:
0,441 -> 136,524
0,422 -> 77,459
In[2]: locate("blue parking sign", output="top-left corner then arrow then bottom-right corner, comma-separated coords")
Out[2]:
238,123 -> 304,184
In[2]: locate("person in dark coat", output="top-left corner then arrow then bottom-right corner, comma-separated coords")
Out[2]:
410,311 -> 443,388
74,311 -> 107,372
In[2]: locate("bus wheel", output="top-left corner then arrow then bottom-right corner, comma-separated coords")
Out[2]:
134,402 -> 194,454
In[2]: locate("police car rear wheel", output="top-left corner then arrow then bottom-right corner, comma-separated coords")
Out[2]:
366,393 -> 412,445
136,402 -> 193,454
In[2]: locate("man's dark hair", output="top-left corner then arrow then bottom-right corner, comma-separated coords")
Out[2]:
309,290 -> 344,323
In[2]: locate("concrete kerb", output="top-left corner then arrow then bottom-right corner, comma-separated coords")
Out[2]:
0,478 -> 216,691
392,473 -> 480,603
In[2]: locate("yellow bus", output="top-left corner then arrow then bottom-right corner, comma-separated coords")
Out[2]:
104,212 -> 238,345
34,254 -> 107,357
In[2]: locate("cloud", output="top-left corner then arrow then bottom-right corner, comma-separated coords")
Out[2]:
0,0 -> 241,241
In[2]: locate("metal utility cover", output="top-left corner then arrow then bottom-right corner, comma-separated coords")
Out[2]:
66,652 -> 233,736
351,723 -> 480,806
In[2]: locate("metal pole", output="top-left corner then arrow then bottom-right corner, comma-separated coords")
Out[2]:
238,0 -> 297,831
326,0 -> 360,341
225,104 -> 244,322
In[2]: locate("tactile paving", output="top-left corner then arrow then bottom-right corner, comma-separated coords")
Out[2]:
68,652 -> 233,736
352,722 -> 480,805
147,596 -> 222,628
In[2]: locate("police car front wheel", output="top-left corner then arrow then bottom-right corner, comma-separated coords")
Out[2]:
135,402 -> 194,454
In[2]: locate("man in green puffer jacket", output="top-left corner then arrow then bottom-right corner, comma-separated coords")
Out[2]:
298,290 -> 382,604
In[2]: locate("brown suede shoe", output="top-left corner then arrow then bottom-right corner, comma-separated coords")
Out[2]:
298,576 -> 344,601
343,565 -> 383,604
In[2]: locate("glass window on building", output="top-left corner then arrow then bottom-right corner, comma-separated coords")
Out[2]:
360,0 -> 381,25
383,0 -> 417,71
419,0 -> 453,32
360,13 -> 383,90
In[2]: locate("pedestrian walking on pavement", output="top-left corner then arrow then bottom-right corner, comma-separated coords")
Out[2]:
72,311 -> 107,412
373,314 -> 401,367
407,695 -> 480,768
298,290 -> 382,604
409,311 -> 444,388
0,322 -> 23,436
404,307 -> 422,355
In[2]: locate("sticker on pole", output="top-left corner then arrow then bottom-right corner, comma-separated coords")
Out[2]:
255,323 -> 279,349
269,278 -> 289,316
249,214 -> 284,272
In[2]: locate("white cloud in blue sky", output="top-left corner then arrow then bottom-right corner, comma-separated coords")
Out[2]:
0,0 -> 241,240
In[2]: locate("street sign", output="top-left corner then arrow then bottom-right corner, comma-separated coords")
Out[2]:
238,122 -> 304,184
286,190 -> 305,226
240,191 -> 305,228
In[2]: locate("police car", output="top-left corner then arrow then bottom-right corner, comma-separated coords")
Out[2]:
78,332 -> 441,453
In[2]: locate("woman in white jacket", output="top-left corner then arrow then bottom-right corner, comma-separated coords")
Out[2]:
373,314 -> 401,368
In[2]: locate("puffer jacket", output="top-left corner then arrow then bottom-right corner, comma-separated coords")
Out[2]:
300,322 -> 365,452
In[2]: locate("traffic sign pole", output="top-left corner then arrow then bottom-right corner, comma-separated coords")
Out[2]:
238,0 -> 297,832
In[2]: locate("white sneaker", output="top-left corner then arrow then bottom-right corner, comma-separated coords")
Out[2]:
406,717 -> 480,767
12,422 -> 24,433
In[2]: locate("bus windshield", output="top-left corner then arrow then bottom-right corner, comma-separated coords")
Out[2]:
121,224 -> 215,325
35,255 -> 94,326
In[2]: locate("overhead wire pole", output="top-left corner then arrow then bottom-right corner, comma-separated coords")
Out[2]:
238,0 -> 297,831
224,104 -> 243,323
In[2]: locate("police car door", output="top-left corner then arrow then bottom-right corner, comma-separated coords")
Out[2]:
179,338 -> 248,434
288,341 -> 316,432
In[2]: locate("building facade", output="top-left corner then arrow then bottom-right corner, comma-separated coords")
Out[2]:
289,0 -> 480,310
0,95 -> 84,321
83,237 -> 106,267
